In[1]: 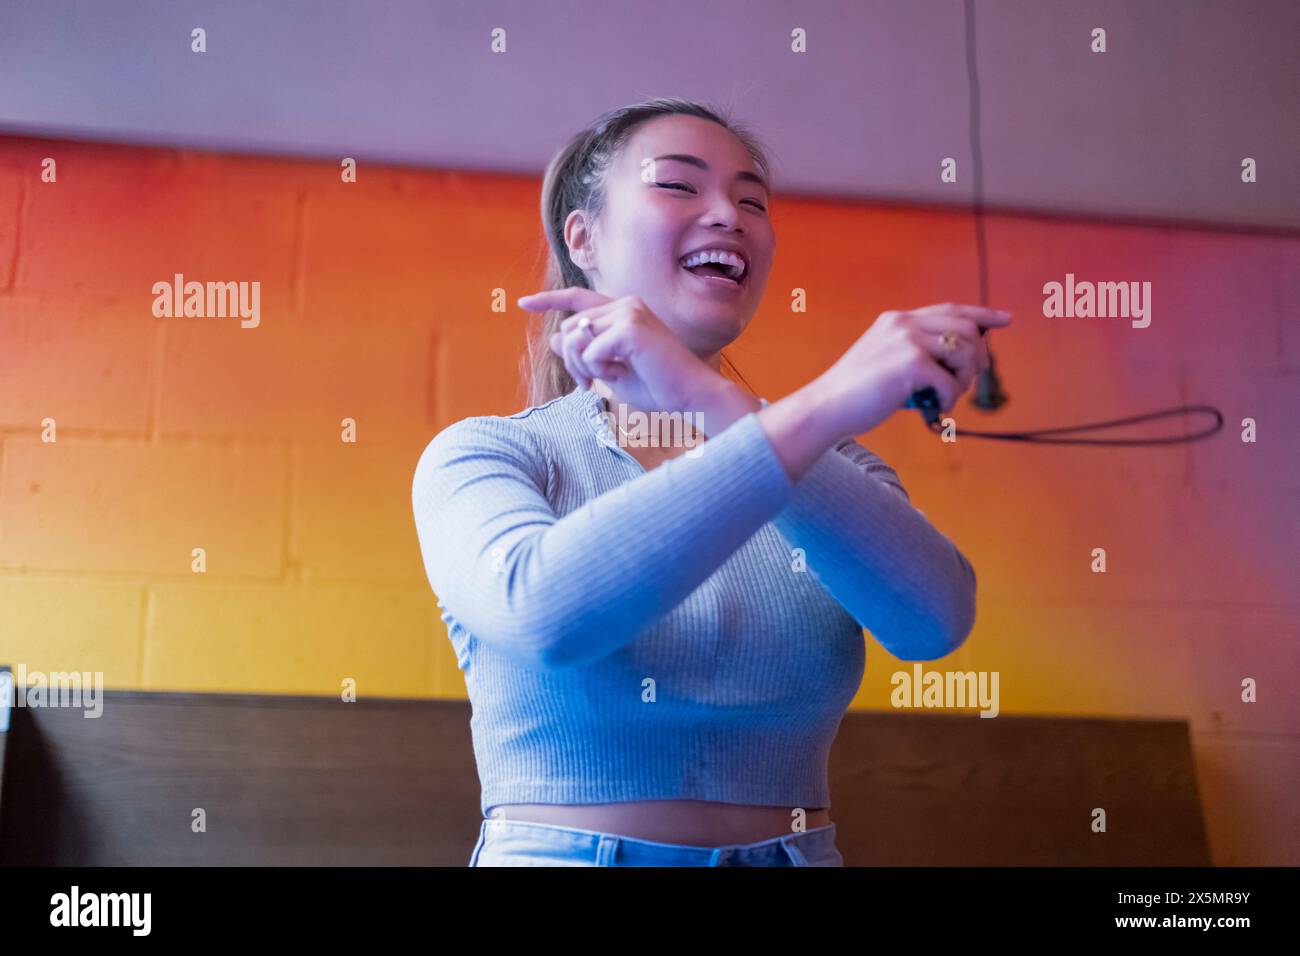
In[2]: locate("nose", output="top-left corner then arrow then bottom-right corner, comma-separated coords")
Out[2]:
701,195 -> 745,233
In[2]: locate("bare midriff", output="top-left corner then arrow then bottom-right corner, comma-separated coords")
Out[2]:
487,800 -> 831,847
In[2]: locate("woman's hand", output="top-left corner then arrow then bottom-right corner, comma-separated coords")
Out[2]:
517,287 -> 724,416
810,303 -> 1013,438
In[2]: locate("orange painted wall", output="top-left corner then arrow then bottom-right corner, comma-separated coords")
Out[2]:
0,135 -> 1296,864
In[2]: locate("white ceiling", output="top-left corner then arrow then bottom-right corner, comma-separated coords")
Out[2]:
1,0 -> 1297,231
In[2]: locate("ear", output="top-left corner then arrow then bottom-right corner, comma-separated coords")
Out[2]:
563,208 -> 597,272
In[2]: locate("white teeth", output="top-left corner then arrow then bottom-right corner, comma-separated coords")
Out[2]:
679,249 -> 746,281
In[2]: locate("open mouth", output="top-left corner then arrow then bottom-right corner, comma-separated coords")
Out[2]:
678,249 -> 747,287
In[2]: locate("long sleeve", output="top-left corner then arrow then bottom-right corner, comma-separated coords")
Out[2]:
412,410 -> 797,670
770,434 -> 978,660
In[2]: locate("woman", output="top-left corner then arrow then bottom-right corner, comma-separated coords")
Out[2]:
412,97 -> 1011,866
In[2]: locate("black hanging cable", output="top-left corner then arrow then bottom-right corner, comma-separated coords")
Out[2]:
902,0 -> 1224,446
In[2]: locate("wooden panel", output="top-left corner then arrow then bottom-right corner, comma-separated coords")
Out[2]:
0,686 -> 1207,865
0,667 -> 10,825
829,711 -> 1209,865
0,691 -> 482,865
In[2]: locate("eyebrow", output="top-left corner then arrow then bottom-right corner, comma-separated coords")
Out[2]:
653,153 -> 769,194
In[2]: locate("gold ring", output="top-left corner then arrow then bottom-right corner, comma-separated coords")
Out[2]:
939,331 -> 961,352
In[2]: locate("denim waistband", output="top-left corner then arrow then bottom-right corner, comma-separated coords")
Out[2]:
472,817 -> 841,866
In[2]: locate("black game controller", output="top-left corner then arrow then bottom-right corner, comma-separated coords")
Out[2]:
904,324 -> 994,425
903,381 -> 947,425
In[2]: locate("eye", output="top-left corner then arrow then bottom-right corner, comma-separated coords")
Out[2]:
655,181 -> 767,213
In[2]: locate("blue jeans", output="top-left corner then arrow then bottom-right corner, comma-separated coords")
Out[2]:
468,818 -> 844,867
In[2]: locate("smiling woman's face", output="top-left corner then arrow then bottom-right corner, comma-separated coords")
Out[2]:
565,113 -> 775,360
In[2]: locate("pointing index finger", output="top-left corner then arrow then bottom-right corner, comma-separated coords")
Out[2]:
517,287 -> 614,314
912,303 -> 1013,336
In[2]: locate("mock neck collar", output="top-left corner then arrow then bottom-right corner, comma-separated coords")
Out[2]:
567,383 -> 620,449
564,382 -> 770,445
